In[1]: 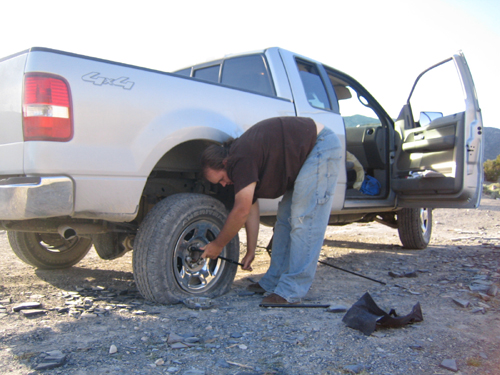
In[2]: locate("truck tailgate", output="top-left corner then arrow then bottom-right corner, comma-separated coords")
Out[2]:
0,51 -> 27,174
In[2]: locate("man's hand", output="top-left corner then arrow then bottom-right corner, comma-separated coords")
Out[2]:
241,251 -> 255,271
201,242 -> 224,260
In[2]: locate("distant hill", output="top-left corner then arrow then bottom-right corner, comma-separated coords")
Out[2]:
343,115 -> 380,128
484,127 -> 500,161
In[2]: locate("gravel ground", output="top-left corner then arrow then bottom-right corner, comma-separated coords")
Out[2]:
0,197 -> 499,375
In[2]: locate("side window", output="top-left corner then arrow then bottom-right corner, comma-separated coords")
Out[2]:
193,65 -> 220,83
221,55 -> 275,96
296,60 -> 331,110
408,59 -> 464,126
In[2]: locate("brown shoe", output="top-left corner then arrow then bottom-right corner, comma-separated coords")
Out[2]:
247,282 -> 266,294
261,293 -> 299,305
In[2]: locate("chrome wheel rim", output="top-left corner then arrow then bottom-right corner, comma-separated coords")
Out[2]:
419,208 -> 430,236
172,219 -> 227,293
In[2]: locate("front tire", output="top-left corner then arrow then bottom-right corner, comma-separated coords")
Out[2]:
7,231 -> 92,269
133,193 -> 239,304
397,208 -> 432,250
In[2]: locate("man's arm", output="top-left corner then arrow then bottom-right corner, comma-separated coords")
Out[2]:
241,200 -> 259,270
201,182 -> 256,260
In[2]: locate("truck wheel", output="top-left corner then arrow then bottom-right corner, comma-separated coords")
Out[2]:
397,208 -> 432,250
133,193 -> 239,304
7,232 -> 92,269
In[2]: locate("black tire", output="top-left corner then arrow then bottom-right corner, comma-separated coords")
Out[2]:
133,193 -> 239,304
397,208 -> 432,250
7,231 -> 92,269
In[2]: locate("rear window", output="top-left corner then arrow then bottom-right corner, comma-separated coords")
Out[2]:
221,55 -> 275,96
175,68 -> 192,77
193,65 -> 220,83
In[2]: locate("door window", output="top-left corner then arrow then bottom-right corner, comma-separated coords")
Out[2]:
296,60 -> 331,110
408,59 -> 465,127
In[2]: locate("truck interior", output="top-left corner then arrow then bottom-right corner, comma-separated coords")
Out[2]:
323,67 -> 392,200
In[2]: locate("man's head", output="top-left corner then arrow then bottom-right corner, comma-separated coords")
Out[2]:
201,142 -> 234,187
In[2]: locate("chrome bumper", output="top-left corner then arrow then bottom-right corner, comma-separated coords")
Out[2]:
0,176 -> 74,220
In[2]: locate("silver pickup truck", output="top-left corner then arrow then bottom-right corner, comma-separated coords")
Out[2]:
0,47 -> 483,304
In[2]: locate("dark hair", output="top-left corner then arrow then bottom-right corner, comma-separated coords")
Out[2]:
200,139 -> 234,175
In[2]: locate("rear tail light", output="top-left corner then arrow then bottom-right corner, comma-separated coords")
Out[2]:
23,73 -> 73,142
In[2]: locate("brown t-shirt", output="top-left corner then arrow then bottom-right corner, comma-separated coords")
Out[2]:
226,117 -> 317,199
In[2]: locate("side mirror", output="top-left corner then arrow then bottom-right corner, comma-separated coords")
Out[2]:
419,111 -> 443,126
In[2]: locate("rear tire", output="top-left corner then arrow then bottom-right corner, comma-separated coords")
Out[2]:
397,208 -> 432,250
133,193 -> 239,304
7,231 -> 92,269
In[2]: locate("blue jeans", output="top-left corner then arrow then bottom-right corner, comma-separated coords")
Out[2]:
259,127 -> 342,302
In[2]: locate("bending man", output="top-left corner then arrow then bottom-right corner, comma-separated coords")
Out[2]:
201,117 -> 342,305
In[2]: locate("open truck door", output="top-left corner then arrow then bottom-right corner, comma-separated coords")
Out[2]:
392,52 -> 483,209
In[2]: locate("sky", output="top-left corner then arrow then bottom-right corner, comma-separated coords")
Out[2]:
1,0 -> 499,128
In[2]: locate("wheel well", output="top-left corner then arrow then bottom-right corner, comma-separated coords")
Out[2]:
137,139 -> 234,224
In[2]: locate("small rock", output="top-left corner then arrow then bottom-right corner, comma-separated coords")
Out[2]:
29,294 -> 45,299
171,342 -> 188,349
183,370 -> 205,375
155,359 -> 164,366
167,367 -> 179,373
183,337 -> 200,343
13,302 -> 41,312
168,333 -> 184,344
487,284 -> 498,296
69,309 -> 81,319
343,364 -> 365,374
35,350 -> 66,370
80,312 -> 97,318
440,359 -> 458,372
479,352 -> 488,359
478,292 -> 491,301
35,362 -> 63,370
452,298 -> 470,308
20,309 -> 46,317
109,345 -> 117,354
477,301 -> 491,309
230,332 -> 242,338
238,344 -> 247,350
388,271 -> 402,278
132,310 -> 146,315
44,350 -> 66,362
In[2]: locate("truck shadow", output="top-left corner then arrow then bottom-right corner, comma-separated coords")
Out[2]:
34,267 -> 136,294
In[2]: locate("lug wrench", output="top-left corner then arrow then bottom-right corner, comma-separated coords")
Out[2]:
188,246 -> 244,267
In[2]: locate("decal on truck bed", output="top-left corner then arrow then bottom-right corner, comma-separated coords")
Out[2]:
82,72 -> 135,90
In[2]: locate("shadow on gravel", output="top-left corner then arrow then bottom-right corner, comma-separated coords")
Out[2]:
34,267 -> 135,292
323,238 -> 456,254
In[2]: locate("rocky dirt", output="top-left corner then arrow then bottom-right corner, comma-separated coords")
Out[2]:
0,197 -> 499,375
